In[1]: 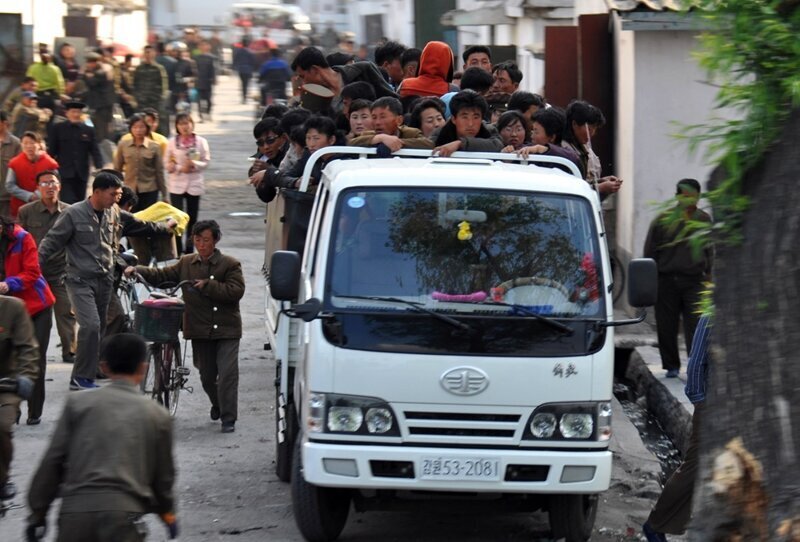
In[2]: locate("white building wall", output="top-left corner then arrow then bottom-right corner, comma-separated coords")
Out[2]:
7,0 -> 67,50
615,27 -> 719,266
348,0 -> 414,45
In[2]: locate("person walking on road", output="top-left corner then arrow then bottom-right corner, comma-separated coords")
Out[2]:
26,333 -> 178,542
133,45 -> 168,122
83,52 -> 117,144
47,100 -> 104,204
193,40 -> 216,122
37,171 -> 126,390
113,113 -> 168,211
166,113 -> 209,254
0,111 -> 22,218
0,295 -> 38,503
232,37 -> 257,105
643,312 -> 712,541
18,170 -> 78,364
0,214 -> 55,425
125,220 -> 244,433
644,179 -> 712,378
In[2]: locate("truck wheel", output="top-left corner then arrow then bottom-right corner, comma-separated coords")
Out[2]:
548,494 -> 598,542
275,398 -> 297,482
291,437 -> 351,542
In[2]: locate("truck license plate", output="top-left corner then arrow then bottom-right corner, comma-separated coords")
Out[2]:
420,457 -> 500,481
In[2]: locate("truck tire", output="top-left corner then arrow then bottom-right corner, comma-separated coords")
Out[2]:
548,494 -> 598,542
275,398 -> 297,482
291,437 -> 351,541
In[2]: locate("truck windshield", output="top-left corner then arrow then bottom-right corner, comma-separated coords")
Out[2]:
323,188 -> 607,356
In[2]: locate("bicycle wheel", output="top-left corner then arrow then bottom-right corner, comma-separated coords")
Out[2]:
611,253 -> 626,304
157,341 -> 182,417
117,282 -> 139,333
142,343 -> 159,398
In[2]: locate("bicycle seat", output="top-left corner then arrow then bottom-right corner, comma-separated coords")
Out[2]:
120,252 -> 139,267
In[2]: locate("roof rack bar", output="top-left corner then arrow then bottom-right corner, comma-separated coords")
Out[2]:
297,146 -> 582,192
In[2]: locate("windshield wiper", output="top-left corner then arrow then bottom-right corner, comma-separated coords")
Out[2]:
331,294 -> 475,333
482,301 -> 573,334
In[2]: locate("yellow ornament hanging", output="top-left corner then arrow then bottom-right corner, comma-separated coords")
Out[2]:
457,220 -> 473,241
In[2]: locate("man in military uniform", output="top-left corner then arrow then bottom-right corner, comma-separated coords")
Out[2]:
0,295 -> 38,501
26,333 -> 177,541
47,101 -> 104,204
133,45 -> 168,119
9,91 -> 51,139
18,170 -> 77,364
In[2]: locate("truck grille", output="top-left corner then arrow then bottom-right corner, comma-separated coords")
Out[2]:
402,411 -> 522,441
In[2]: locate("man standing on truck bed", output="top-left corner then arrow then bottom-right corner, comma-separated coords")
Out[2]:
125,220 -> 245,433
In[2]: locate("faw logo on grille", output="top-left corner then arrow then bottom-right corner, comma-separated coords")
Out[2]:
440,367 -> 489,396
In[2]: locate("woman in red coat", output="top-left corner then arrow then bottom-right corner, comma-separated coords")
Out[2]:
0,216 -> 55,424
6,131 -> 59,217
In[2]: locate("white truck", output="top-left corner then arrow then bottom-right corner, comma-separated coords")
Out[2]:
263,148 -> 656,542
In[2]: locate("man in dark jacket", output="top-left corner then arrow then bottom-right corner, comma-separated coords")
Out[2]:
126,220 -> 245,433
193,40 -> 216,122
83,52 -> 117,143
644,179 -> 713,378
432,90 -> 504,155
47,101 -> 104,203
155,42 -> 177,135
27,333 -> 177,542
232,38 -> 256,104
133,45 -> 168,117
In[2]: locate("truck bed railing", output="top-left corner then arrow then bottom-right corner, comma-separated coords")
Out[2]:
298,147 -> 583,193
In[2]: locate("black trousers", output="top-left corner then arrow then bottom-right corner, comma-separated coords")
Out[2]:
27,306 -> 53,420
170,193 -> 200,254
655,274 -> 705,371
197,88 -> 213,115
91,106 -> 113,143
60,176 -> 88,204
133,190 -> 159,212
238,73 -> 252,103
648,403 -> 703,534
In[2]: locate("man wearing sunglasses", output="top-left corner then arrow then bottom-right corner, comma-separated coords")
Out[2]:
248,117 -> 287,203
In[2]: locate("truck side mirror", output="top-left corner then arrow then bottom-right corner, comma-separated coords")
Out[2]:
270,250 -> 301,301
628,258 -> 657,308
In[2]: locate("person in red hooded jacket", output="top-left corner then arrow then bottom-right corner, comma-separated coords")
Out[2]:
398,41 -> 458,98
0,216 -> 55,424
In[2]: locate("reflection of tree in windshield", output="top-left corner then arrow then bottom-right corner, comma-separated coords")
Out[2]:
387,192 -> 584,296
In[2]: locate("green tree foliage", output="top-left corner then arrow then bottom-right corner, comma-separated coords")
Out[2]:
681,0 -> 800,243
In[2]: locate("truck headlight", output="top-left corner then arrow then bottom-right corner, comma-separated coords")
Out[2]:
524,401 -> 609,441
530,413 -> 557,438
328,406 -> 363,432
559,413 -> 594,439
308,393 -> 400,436
365,407 -> 393,434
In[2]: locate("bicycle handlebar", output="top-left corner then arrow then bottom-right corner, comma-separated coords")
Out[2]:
131,273 -> 194,297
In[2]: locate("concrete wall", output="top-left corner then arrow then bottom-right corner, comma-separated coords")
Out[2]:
348,0 -> 414,46
613,21 -> 719,272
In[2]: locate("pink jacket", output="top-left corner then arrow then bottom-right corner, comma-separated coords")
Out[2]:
166,134 -> 211,196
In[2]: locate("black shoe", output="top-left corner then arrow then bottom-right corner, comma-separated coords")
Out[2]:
26,417 -> 41,426
0,481 -> 16,500
210,406 -> 220,421
221,421 -> 235,433
62,353 -> 75,363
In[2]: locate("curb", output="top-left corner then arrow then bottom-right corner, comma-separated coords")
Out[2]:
625,346 -> 693,455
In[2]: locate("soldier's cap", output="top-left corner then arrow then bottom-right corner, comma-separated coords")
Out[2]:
21,91 -> 38,99
64,100 -> 86,110
86,52 -> 101,61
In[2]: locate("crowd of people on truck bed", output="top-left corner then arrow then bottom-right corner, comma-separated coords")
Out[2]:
0,27 -> 711,541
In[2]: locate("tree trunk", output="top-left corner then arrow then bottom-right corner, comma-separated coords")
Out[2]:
690,109 -> 800,541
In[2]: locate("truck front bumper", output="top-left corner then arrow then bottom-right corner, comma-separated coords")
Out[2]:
301,440 -> 612,493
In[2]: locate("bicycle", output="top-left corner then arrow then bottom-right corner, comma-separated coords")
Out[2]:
609,249 -> 626,305
130,274 -> 194,416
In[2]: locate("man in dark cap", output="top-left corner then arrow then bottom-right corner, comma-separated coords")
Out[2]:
47,101 -> 104,203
